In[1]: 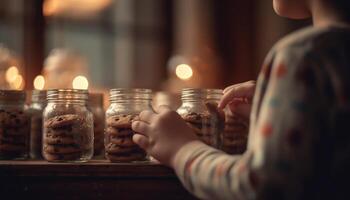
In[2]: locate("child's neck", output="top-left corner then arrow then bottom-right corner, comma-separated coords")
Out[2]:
311,1 -> 349,28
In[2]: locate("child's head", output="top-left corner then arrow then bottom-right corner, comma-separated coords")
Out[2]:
273,0 -> 311,19
273,0 -> 350,21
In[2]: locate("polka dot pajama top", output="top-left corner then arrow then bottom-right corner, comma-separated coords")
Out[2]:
174,25 -> 350,200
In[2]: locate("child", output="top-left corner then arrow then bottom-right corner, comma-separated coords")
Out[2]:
132,0 -> 350,199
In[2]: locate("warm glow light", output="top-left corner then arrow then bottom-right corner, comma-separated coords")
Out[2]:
5,66 -> 19,83
43,0 -> 59,16
72,76 -> 89,89
33,75 -> 45,90
10,74 -> 24,90
175,64 -> 193,80
43,0 -> 111,17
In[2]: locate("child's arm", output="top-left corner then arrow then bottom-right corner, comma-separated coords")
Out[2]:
132,48 -> 321,199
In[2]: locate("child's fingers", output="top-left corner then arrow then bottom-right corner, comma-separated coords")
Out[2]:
132,121 -> 151,135
155,105 -> 172,114
219,83 -> 255,109
139,110 -> 156,123
223,83 -> 242,93
132,134 -> 149,149
228,103 -> 252,119
219,88 -> 244,109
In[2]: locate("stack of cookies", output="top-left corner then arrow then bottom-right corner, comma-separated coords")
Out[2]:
43,114 -> 93,161
222,113 -> 249,154
0,109 -> 29,159
105,114 -> 146,162
182,112 -> 221,146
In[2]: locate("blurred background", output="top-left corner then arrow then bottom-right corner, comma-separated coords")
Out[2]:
0,0 -> 309,96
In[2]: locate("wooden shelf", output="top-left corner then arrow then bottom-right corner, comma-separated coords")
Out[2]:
0,160 -> 175,177
0,160 -> 197,200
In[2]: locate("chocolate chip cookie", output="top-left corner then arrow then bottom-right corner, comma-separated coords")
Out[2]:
105,114 -> 147,162
0,109 -> 29,160
222,113 -> 249,155
182,111 -> 223,147
43,114 -> 93,162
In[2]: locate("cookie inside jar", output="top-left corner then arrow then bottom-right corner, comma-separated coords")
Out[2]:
105,88 -> 152,163
222,112 -> 249,155
105,114 -> 146,162
42,89 -> 94,162
177,88 -> 224,148
0,90 -> 30,160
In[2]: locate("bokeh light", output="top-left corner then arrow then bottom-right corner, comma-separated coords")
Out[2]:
175,64 -> 193,80
72,75 -> 89,89
33,75 -> 45,90
5,66 -> 19,83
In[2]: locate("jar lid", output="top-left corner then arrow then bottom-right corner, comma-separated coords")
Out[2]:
109,88 -> 152,102
31,90 -> 47,103
181,88 -> 223,101
0,90 -> 26,102
47,89 -> 88,102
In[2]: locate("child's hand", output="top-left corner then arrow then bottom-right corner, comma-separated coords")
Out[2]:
218,80 -> 256,119
131,106 -> 197,167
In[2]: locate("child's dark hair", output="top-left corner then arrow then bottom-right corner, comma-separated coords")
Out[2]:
328,0 -> 350,21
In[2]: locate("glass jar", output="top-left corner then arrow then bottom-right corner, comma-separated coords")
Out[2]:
105,88 -> 152,162
28,90 -> 47,159
88,93 -> 105,158
0,90 -> 30,160
177,88 -> 224,148
42,89 -> 93,162
222,111 -> 249,155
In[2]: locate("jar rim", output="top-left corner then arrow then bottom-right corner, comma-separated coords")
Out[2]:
0,90 -> 26,102
31,90 -> 47,102
181,88 -> 223,101
109,88 -> 152,102
47,89 -> 88,102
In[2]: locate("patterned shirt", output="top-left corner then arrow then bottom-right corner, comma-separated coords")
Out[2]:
174,25 -> 350,200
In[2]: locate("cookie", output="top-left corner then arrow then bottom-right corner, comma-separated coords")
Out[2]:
105,143 -> 140,154
224,124 -> 248,133
0,110 -> 29,127
205,101 -> 225,124
197,135 -> 214,146
0,134 -> 26,144
186,123 -> 202,134
224,132 -> 248,140
45,114 -> 80,129
43,144 -> 81,154
109,136 -> 136,147
182,112 -> 204,124
44,136 -> 76,145
0,143 -> 26,152
106,152 -> 147,162
223,138 -> 247,147
105,127 -> 133,136
223,146 -> 246,154
226,115 -> 249,127
2,127 -> 29,136
43,152 -> 82,161
45,127 -> 75,137
106,115 -> 139,128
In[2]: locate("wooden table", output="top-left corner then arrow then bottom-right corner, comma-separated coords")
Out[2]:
0,160 -> 197,200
